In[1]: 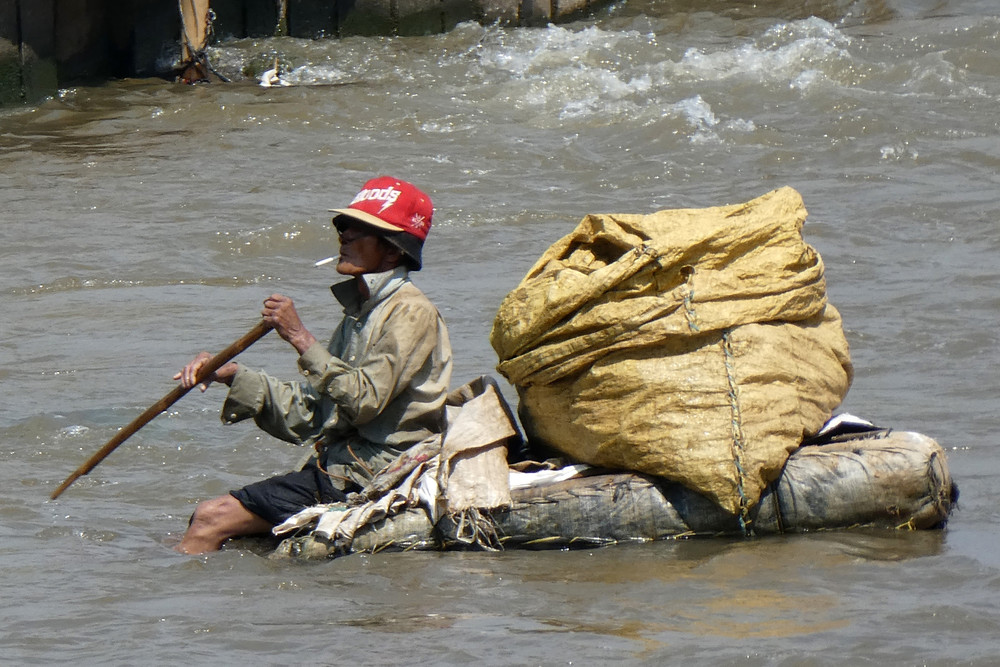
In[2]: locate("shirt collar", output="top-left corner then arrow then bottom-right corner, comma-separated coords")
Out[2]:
330,266 -> 410,315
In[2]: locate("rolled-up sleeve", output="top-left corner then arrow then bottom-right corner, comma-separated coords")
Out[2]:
220,363 -> 335,446
220,365 -> 265,424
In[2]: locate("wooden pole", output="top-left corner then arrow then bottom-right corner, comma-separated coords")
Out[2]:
276,0 -> 289,36
50,320 -> 272,500
179,0 -> 211,62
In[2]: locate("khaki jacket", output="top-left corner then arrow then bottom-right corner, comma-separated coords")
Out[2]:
221,267 -> 453,489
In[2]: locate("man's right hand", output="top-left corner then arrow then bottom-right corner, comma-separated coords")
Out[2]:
262,294 -> 318,355
174,352 -> 238,391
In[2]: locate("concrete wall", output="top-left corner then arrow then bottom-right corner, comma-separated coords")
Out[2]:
0,0 -> 60,106
209,0 -> 602,40
0,0 -> 606,106
0,0 -> 21,105
0,0 -> 173,104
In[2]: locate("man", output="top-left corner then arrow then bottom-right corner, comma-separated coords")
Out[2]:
174,176 -> 453,554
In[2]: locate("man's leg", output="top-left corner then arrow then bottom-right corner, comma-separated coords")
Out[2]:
176,462 -> 348,555
176,494 -> 273,554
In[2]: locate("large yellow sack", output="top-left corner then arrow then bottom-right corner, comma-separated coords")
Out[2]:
490,187 -> 853,518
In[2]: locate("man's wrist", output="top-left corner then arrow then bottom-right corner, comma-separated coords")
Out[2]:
216,362 -> 239,386
291,332 -> 318,355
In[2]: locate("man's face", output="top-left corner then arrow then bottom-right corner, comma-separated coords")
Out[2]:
336,221 -> 395,277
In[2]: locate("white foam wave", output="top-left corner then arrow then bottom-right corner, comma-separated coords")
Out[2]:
277,64 -> 353,86
462,18 -> 856,131
470,24 -> 660,122
476,24 -> 649,78
675,17 -> 853,88
670,95 -> 757,145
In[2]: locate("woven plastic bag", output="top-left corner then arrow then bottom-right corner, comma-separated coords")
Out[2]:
490,187 -> 853,517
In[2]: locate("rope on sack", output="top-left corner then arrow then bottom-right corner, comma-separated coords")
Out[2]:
680,266 -> 700,333
678,269 -> 751,534
722,329 -> 752,536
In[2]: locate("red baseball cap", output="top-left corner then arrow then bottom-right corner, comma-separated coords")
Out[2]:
329,176 -> 433,241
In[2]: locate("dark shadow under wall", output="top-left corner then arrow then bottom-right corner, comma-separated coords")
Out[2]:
0,0 -> 602,106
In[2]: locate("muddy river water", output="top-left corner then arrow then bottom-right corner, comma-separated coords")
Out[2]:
2,0 -> 999,663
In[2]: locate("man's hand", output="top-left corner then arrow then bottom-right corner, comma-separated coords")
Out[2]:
174,352 -> 238,391
262,294 -> 318,355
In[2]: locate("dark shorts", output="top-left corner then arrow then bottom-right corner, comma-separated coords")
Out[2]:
230,461 -> 351,526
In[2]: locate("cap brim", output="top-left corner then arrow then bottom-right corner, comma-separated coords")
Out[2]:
327,210 -> 424,271
329,208 -> 402,234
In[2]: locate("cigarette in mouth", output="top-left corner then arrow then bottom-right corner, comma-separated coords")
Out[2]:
314,256 -> 338,267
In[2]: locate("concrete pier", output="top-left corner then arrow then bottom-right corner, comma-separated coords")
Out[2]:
0,0 -> 607,106
1,0 -> 179,105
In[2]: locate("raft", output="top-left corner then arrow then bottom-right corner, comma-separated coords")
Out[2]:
269,425 -> 956,561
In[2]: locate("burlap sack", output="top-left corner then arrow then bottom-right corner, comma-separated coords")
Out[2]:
490,187 -> 853,517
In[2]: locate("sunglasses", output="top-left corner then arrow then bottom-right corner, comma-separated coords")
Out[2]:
338,230 -> 374,245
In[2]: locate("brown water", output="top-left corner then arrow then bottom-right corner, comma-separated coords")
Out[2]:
3,0 -> 1000,663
